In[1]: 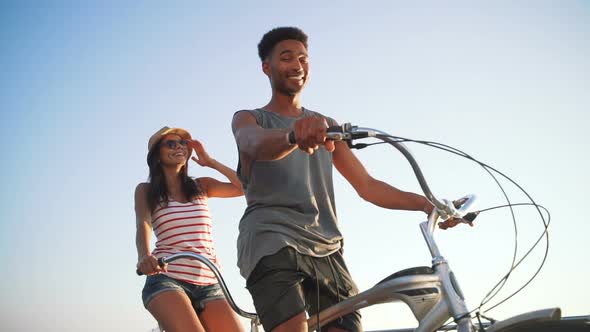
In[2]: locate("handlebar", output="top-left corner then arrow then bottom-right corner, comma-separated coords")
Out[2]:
290,123 -> 477,222
136,258 -> 166,276
288,122 -> 479,259
136,253 -> 259,323
287,125 -> 354,144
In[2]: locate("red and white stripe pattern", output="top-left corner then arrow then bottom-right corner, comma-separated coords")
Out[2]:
151,197 -> 220,285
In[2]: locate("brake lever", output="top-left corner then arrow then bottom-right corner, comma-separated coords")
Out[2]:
437,196 -> 480,229
462,211 -> 479,223
453,197 -> 469,208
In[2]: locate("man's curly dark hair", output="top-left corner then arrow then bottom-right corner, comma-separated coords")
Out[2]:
258,27 -> 308,61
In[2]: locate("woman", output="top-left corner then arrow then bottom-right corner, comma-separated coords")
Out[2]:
135,126 -> 244,332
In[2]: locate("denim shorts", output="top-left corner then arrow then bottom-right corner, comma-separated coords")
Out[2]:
142,273 -> 225,314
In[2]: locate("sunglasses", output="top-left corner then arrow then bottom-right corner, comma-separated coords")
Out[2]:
160,139 -> 189,149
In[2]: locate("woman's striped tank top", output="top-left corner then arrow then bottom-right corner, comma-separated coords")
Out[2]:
151,196 -> 220,285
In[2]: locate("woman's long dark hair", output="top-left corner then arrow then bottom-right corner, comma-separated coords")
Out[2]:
146,143 -> 204,212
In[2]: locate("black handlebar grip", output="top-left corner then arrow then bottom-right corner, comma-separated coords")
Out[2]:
136,257 -> 167,276
327,125 -> 343,133
287,125 -> 344,145
288,131 -> 296,144
463,212 -> 479,223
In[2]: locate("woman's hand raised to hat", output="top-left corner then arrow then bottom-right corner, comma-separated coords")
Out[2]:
189,139 -> 215,168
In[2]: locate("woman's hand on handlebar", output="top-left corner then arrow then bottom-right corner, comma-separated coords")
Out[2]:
137,255 -> 165,275
293,117 -> 335,154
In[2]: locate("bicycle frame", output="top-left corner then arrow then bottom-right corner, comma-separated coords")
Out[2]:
304,125 -> 561,332
156,127 -> 474,332
155,249 -> 563,332
307,212 -> 473,332
149,124 -> 564,332
304,127 -> 475,331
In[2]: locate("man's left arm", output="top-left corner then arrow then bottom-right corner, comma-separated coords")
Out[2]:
332,141 -> 433,214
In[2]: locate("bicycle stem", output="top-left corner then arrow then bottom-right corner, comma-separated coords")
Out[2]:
355,126 -> 474,330
347,126 -> 446,257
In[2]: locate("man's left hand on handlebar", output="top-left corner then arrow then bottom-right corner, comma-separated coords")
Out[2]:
424,201 -> 466,230
438,218 -> 474,230
292,116 -> 336,154
436,196 -> 476,230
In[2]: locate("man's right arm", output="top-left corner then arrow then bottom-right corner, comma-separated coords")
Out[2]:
231,111 -> 297,162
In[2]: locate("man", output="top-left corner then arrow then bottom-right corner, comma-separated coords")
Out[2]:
232,27 -> 435,332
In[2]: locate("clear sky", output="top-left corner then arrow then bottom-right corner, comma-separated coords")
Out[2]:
1,1 -> 588,331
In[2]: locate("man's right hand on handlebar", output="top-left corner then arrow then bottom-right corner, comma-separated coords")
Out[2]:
137,254 -> 165,275
292,116 -> 336,154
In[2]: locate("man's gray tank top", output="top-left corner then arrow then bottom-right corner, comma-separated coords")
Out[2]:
236,108 -> 342,279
